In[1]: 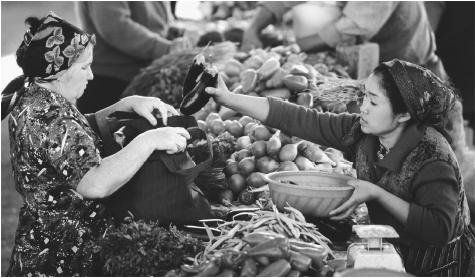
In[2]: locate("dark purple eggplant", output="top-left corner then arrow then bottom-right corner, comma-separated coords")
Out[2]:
182,54 -> 205,98
180,53 -> 218,115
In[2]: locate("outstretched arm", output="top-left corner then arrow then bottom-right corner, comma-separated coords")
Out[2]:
77,126 -> 190,198
206,75 -> 358,152
206,75 -> 270,122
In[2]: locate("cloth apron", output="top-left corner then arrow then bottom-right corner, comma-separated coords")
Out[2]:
397,224 -> 475,276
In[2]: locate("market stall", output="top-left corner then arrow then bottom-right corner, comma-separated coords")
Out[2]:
93,6 -> 474,277
92,44 -> 385,276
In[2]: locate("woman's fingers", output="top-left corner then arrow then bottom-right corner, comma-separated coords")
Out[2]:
174,127 -> 190,140
217,74 -> 226,87
145,98 -> 180,126
166,144 -> 179,154
173,138 -> 185,153
347,179 -> 358,187
206,75 -> 229,96
166,104 -> 179,116
330,204 -> 357,221
205,87 -> 218,95
155,103 -> 169,126
140,108 -> 158,126
166,130 -> 188,153
329,197 -> 355,216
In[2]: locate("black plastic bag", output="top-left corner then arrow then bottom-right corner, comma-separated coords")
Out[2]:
100,112 -> 214,225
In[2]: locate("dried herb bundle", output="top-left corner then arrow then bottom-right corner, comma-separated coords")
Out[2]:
96,217 -> 204,276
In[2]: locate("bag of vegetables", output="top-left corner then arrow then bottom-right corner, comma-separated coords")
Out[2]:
99,112 -> 214,225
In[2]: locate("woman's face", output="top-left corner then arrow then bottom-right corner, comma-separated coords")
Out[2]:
360,74 -> 402,136
57,44 -> 94,104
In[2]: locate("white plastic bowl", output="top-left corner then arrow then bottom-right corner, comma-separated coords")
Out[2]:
264,171 -> 355,217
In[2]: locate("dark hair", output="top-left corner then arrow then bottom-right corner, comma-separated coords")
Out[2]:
16,16 -> 44,69
2,16 -> 43,120
372,64 -> 408,115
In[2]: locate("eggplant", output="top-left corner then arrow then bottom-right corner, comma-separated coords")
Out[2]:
180,53 -> 218,115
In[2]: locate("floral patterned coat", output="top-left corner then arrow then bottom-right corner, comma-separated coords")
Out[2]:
7,84 -> 111,276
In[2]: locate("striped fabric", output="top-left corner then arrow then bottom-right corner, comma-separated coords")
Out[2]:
397,225 -> 475,276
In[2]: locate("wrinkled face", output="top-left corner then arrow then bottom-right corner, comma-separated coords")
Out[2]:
58,44 -> 93,104
359,74 -> 401,136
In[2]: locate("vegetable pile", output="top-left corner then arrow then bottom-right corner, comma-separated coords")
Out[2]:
220,44 -> 363,115
196,111 -> 354,207
167,204 -> 333,277
94,217 -> 205,276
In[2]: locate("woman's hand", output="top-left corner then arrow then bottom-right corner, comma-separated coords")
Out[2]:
329,179 -> 382,220
169,37 -> 193,54
205,75 -> 232,105
142,127 -> 190,154
117,96 -> 179,126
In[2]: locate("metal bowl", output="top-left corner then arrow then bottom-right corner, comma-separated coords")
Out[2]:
264,171 -> 355,217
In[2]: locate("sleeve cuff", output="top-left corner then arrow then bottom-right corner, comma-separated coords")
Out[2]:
152,36 -> 172,58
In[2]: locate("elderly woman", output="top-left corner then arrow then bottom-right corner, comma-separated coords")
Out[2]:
206,59 -> 475,276
1,13 -> 190,276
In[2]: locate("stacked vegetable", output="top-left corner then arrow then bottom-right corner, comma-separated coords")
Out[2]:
220,44 -> 362,115
168,205 -> 333,277
197,110 -> 353,206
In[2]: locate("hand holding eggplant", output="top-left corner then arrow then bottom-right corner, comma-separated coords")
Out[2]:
169,37 -> 192,54
180,52 -> 219,115
205,75 -> 233,106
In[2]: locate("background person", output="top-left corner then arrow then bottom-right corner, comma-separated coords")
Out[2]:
241,1 -> 448,80
205,60 -> 475,276
75,1 -> 192,114
1,13 -> 189,276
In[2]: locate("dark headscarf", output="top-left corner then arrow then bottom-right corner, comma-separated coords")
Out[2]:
1,12 -> 96,120
381,59 -> 458,141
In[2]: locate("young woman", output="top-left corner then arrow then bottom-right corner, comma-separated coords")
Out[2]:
1,13 -> 189,276
206,59 -> 474,276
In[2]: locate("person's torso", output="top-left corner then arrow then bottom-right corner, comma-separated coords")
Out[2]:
7,84 -> 109,275
353,127 -> 468,247
77,1 -> 172,81
8,84 -> 105,219
370,1 -> 436,64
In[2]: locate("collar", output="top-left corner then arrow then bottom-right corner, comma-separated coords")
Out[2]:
26,83 -> 84,119
28,83 -> 69,104
362,123 -> 425,172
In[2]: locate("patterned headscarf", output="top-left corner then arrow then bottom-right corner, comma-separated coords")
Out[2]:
1,12 -> 95,119
20,12 -> 96,81
381,59 -> 458,141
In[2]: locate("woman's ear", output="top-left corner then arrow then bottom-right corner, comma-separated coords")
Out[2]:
396,112 -> 411,123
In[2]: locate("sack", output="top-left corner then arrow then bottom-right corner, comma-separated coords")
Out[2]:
100,112 -> 214,225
